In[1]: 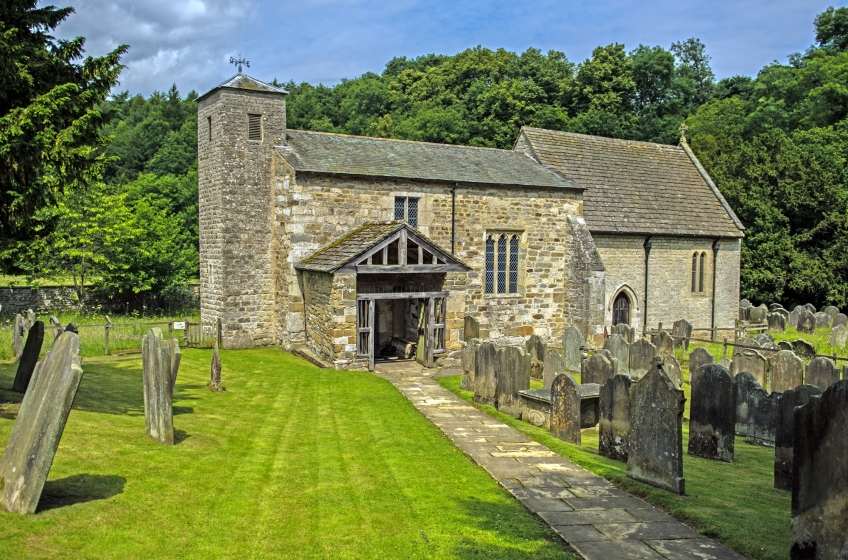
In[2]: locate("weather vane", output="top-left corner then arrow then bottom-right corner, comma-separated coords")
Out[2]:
230,54 -> 250,74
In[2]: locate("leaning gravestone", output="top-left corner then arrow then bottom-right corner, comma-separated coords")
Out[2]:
562,326 -> 583,374
603,334 -> 630,375
463,315 -> 479,342
582,352 -> 615,386
654,330 -> 675,361
671,319 -> 693,351
12,321 -> 45,394
732,349 -> 768,389
769,350 -> 804,393
688,347 -> 714,384
664,356 -> 683,388
773,384 -> 821,491
208,339 -> 224,393
13,314 -> 24,359
805,356 -> 838,391
747,387 -> 780,447
611,323 -> 635,344
768,313 -> 786,333
543,348 -> 564,389
629,338 -> 656,379
823,305 -> 839,319
525,335 -> 546,380
832,312 -> 848,329
497,347 -> 530,417
627,359 -> 686,495
735,372 -> 763,436
49,315 -> 63,341
814,312 -> 832,329
0,332 -> 83,514
789,307 -> 802,328
550,374 -> 581,445
473,342 -> 498,407
797,310 -> 816,334
689,364 -> 736,462
599,374 -> 632,461
790,380 -> 848,557
793,339 -> 816,356
460,340 -> 478,391
142,328 -> 181,445
828,324 -> 847,349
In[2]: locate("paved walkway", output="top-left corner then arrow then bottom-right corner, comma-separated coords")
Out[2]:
374,362 -> 743,560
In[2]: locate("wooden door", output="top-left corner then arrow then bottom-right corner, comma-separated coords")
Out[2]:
416,300 -> 426,365
357,299 -> 375,370
612,293 -> 630,326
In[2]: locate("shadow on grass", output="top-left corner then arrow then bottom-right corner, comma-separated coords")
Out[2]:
37,474 -> 126,513
174,429 -> 190,444
172,406 -> 194,416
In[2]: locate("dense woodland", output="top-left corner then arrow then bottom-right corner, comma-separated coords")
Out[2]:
2,1 -> 848,309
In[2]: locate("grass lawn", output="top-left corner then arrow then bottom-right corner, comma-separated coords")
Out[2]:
437,373 -> 792,560
0,348 -> 576,559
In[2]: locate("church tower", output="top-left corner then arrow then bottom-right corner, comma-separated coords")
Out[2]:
197,73 -> 287,348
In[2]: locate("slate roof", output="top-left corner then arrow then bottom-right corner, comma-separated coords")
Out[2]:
197,73 -> 287,102
278,130 -> 582,189
517,127 -> 744,238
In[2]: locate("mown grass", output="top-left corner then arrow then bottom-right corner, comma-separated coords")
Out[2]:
0,347 -> 576,559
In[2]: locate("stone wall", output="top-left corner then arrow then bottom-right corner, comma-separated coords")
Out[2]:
0,284 -> 200,314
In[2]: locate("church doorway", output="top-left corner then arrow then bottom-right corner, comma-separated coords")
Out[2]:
612,292 -> 631,326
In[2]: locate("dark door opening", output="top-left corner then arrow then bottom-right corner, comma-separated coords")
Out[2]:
613,292 -> 631,326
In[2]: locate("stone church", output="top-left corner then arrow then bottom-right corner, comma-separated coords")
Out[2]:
197,73 -> 744,370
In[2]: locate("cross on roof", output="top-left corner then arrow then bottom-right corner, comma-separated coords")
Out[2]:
229,54 -> 250,74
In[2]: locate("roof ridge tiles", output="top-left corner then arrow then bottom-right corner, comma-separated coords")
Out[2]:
286,129 -> 519,154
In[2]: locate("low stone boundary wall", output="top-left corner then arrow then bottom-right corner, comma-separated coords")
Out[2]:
0,284 -> 199,314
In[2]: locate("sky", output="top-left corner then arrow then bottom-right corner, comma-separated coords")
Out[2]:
50,0 -> 844,97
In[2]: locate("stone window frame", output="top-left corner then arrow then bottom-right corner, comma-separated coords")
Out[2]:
690,251 -> 709,295
247,113 -> 263,142
393,195 -> 420,229
484,230 -> 525,298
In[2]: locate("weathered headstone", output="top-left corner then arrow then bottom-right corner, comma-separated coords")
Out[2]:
627,359 -> 686,495
473,342 -> 498,406
805,357 -> 838,391
793,339 -> 816,356
735,371 -> 763,436
688,348 -> 714,386
768,313 -> 786,333
460,340 -> 478,391
732,349 -> 767,389
828,324 -> 847,349
64,322 -> 78,335
664,356 -> 683,388
603,334 -> 630,375
48,315 -> 63,341
814,312 -> 832,329
770,303 -> 785,311
25,309 -> 36,329
739,304 -> 751,321
496,346 -> 530,417
0,332 -> 83,514
718,357 -> 733,370
746,387 -> 779,447
525,335 -> 546,380
797,310 -> 816,334
774,308 -> 790,320
774,385 -> 821,491
740,298 -> 751,307
689,364 -> 736,462
13,314 -> 24,359
463,315 -> 479,342
736,337 -> 761,350
629,338 -> 656,379
208,339 -> 224,393
550,374 -> 581,445
671,319 -> 693,351
805,303 -> 817,314
654,330 -> 675,361
562,326 -> 583,374
142,328 -> 180,445
542,348 -> 564,389
599,374 -> 632,461
778,340 -> 794,352
789,307 -> 802,328
12,321 -> 45,394
749,306 -> 767,323
769,350 -> 804,393
790,380 -> 848,557
582,352 -> 615,386
832,312 -> 848,329
757,332 -> 775,345
611,323 -> 635,344
823,305 -> 839,319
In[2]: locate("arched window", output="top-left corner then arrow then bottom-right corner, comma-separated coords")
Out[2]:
484,232 -> 521,294
699,252 -> 706,293
485,236 -> 495,294
613,292 -> 631,326
497,235 -> 507,293
691,253 -> 698,292
509,235 -> 519,293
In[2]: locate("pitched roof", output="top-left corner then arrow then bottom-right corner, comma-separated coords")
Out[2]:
278,130 -> 582,190
197,73 -> 287,102
517,127 -> 744,238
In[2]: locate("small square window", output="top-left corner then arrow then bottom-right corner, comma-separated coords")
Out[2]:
248,113 -> 262,141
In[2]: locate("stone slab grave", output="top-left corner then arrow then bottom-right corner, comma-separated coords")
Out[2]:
581,352 -> 615,386
627,358 -> 686,495
460,339 -> 479,391
496,346 -> 529,417
746,387 -> 779,447
828,324 -> 847,349
611,322 -> 635,344
142,328 -> 182,445
602,334 -> 629,375
629,338 -> 656,379
731,349 -> 767,390
671,318 -> 693,351
734,372 -> 762,436
774,385 -> 821,491
791,380 -> 848,558
473,341 -> 498,407
688,347 -> 714,386
598,374 -> 631,461
542,348 -> 564,389
789,307 -> 802,328
550,373 -> 581,445
664,356 -> 683,388
13,314 -> 24,359
814,312 -> 832,329
797,310 -> 816,334
793,339 -> 816,357
525,335 -> 546,380
653,329 -> 675,361
769,350 -> 804,393
0,332 -> 84,514
12,320 -> 44,393
518,383 -> 600,430
805,356 -> 838,391
832,312 -> 848,329
688,364 -> 736,462
463,315 -> 479,342
562,325 -> 583,374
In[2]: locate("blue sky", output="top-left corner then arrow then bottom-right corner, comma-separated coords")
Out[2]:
52,0 -> 842,97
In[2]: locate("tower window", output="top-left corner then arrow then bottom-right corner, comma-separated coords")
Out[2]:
248,113 -> 262,141
393,196 -> 419,228
207,116 -> 212,142
485,232 -> 522,295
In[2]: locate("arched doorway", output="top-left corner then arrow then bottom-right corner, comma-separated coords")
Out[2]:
612,292 -> 631,326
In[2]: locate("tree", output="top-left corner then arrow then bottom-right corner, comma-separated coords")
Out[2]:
814,6 -> 848,52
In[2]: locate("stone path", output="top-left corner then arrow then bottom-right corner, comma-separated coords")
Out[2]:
374,362 -> 743,560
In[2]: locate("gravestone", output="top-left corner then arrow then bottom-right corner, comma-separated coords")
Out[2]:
603,334 -> 630,375
562,326 -> 583,374
774,385 -> 821,491
496,346 -> 530,417
25,309 -> 35,329
688,365 -> 736,462
814,312 -> 831,329
460,340 -> 480,391
664,356 -> 683,388
654,330 -> 675,361
463,315 -> 479,342
718,357 -> 733,370
543,348 -> 564,389
769,350 -> 804,393
582,352 -> 615,386
13,314 -> 24,359
832,312 -> 848,329
688,348 -> 714,385
789,307 -> 802,328
805,303 -> 817,314
550,374 -> 581,445
793,339 -> 816,356
473,342 -> 498,407
208,339 -> 223,393
770,303 -> 785,311
611,323 -> 635,344
142,328 -> 181,445
732,349 -> 768,389
599,374 -> 632,461
64,322 -> 78,334
739,304 -> 751,321
778,340 -> 794,352
746,387 -> 779,447
629,338 -> 656,379
797,310 -> 816,334
749,306 -> 767,323
829,324 -> 847,349
774,308 -> 790,320
671,319 -> 693,351
790,380 -> 848,557
736,337 -> 761,350
627,359 -> 686,495
12,321 -> 45,394
735,372 -> 763,436
756,333 -> 775,345
49,315 -> 63,341
740,298 -> 751,307
823,305 -> 839,319
0,332 -> 83,514
525,335 -> 546,380
768,313 -> 786,333
805,357 -> 838,391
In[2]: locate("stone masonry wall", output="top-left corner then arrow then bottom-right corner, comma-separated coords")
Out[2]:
302,270 -> 333,360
